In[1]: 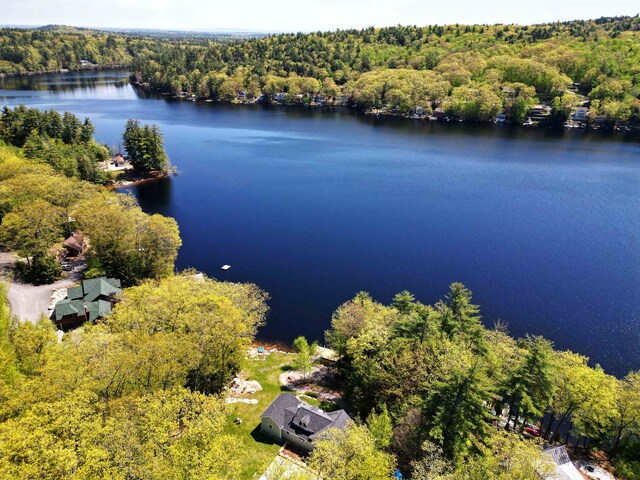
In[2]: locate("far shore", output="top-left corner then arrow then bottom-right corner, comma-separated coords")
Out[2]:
0,64 -> 128,78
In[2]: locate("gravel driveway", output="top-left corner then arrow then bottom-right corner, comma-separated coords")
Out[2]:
1,252 -> 85,324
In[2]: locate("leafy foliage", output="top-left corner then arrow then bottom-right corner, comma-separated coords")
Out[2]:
308,425 -> 395,480
0,142 -> 180,285
0,274 -> 265,478
325,285 -> 638,478
1,105 -> 109,183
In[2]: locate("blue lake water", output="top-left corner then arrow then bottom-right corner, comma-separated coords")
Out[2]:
2,70 -> 639,376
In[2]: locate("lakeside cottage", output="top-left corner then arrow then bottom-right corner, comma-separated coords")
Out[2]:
572,107 -> 589,121
259,393 -> 351,452
63,232 -> 87,258
52,277 -> 122,330
113,154 -> 125,166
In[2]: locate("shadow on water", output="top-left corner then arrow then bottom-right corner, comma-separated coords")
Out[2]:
131,177 -> 173,209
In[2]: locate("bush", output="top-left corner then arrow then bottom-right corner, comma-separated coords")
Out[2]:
14,254 -> 60,285
614,458 -> 640,480
83,255 -> 107,279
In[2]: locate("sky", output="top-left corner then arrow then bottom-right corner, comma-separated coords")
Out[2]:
1,0 -> 638,32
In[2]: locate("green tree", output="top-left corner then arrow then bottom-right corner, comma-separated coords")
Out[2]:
308,425 -> 395,480
79,117 -> 94,143
366,404 -> 393,450
456,430 -> 554,480
61,111 -> 82,144
106,274 -> 268,394
544,351 -> 616,442
292,336 -> 318,380
609,371 -> 640,456
123,119 -> 169,172
501,336 -> 556,432
74,192 -> 181,285
438,283 -> 486,354
0,199 -> 64,282
425,364 -> 494,463
392,290 -> 415,315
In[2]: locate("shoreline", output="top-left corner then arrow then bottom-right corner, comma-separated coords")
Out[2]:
133,83 -> 640,136
0,64 -> 128,78
110,170 -> 173,189
4,69 -> 638,135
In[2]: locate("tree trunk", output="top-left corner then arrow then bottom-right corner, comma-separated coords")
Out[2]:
544,413 -> 555,439
611,423 -> 624,458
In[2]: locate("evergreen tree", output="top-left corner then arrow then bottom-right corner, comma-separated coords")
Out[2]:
439,283 -> 487,354
79,117 -> 95,143
123,119 -> 168,172
61,111 -> 82,144
501,336 -> 556,432
425,364 -> 494,463
392,290 -> 416,315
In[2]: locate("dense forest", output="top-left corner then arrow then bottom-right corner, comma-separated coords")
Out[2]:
0,105 -> 110,183
0,116 -> 179,284
324,286 -> 640,478
2,17 -> 640,127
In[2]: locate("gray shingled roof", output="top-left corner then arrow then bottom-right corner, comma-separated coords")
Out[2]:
261,393 -> 351,441
260,393 -> 301,426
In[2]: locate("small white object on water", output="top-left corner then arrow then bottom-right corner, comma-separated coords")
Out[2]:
221,265 -> 231,271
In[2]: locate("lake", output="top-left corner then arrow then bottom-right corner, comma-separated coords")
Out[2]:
1,70 -> 639,376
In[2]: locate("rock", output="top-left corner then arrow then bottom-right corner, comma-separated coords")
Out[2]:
242,380 -> 262,393
225,398 -> 259,405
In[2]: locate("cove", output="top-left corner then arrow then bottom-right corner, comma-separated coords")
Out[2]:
1,70 -> 639,376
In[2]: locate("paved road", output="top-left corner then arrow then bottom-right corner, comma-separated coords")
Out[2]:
1,252 -> 84,324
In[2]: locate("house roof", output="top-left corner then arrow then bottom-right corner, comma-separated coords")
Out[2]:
63,233 -> 85,252
67,286 -> 84,300
53,299 -> 113,322
53,277 -> 121,324
54,299 -> 84,320
261,393 -> 352,441
82,277 -> 121,302
260,393 -> 301,427
290,405 -> 334,436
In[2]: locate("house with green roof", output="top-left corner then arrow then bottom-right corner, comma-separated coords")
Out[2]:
52,277 -> 122,330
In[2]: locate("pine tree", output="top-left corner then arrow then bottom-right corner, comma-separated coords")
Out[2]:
426,364 -> 494,463
123,119 -> 168,172
501,336 -> 556,432
438,283 -> 487,354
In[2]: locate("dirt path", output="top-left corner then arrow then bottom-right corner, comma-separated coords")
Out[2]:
0,252 -> 84,324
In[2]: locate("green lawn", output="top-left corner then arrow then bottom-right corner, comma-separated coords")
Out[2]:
223,352 -> 293,479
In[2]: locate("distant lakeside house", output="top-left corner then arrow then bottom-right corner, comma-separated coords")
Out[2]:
52,277 -> 121,330
260,393 -> 351,452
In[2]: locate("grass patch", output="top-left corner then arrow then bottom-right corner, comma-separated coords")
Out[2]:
223,352 -> 292,479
